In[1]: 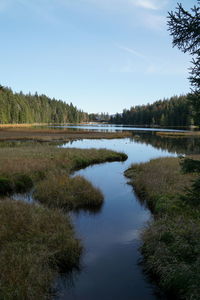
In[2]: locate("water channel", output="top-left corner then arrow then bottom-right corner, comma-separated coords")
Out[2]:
54,126 -> 191,300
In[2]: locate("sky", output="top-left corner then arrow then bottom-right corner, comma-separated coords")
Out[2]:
0,0 -> 196,114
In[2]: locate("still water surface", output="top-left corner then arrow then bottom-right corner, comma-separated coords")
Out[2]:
52,123 -> 187,132
56,135 -> 178,300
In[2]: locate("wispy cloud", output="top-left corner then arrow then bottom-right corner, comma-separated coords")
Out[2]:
118,45 -> 149,62
133,0 -> 168,10
0,0 -> 167,31
114,44 -> 188,76
110,45 -> 150,73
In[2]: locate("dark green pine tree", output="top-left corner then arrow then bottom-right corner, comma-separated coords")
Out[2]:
110,95 -> 192,127
0,87 -> 89,124
168,1 -> 200,204
168,1 -> 200,125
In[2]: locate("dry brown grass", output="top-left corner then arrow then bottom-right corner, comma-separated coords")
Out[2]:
34,174 -> 103,211
0,199 -> 81,299
0,138 -> 128,298
125,157 -> 200,299
125,157 -> 196,204
0,145 -> 127,178
0,127 -> 132,142
156,131 -> 200,138
0,144 -> 127,210
0,123 -> 48,128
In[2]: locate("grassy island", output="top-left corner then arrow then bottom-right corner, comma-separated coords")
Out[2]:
125,156 -> 200,300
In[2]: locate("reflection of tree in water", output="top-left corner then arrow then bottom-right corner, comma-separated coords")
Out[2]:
131,132 -> 200,155
54,267 -> 81,297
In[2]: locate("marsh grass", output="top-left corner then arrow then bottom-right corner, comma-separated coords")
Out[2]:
0,144 -> 127,176
141,216 -> 200,299
156,131 -> 200,138
0,199 -> 81,300
34,174 -> 103,211
30,149 -> 127,211
125,157 -> 200,299
125,157 -> 197,213
0,145 -> 127,210
0,141 -> 127,299
0,127 -> 132,142
0,144 -> 126,175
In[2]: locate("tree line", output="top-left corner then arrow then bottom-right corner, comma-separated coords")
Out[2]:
0,86 -> 88,124
110,94 -> 193,127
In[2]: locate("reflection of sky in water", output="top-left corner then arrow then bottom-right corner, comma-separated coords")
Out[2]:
52,124 -> 187,133
57,138 -> 175,300
62,138 -> 176,165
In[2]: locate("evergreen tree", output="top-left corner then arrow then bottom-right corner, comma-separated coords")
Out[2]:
111,95 -> 192,127
0,86 -> 89,124
168,1 -> 200,124
168,1 -> 200,204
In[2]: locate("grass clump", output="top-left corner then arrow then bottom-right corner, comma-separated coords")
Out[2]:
0,199 -> 81,300
34,174 -> 103,211
125,156 -> 200,299
142,217 -> 200,299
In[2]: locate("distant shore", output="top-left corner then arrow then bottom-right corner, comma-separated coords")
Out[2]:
0,127 -> 132,142
156,131 -> 200,137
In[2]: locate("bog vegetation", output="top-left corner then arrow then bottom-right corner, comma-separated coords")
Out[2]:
0,127 -> 132,142
0,140 -> 127,299
125,156 -> 200,299
0,200 -> 82,300
0,143 -> 127,209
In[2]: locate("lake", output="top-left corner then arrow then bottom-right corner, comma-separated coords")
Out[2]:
51,123 -> 187,133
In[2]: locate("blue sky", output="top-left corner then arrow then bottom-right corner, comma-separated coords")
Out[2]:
0,0 -> 196,114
